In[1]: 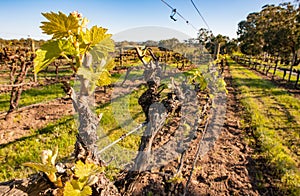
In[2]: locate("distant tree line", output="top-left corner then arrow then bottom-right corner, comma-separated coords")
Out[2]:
0,38 -> 46,49
237,2 -> 300,81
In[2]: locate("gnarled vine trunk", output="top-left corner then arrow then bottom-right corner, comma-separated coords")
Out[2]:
72,93 -> 101,164
5,57 -> 33,120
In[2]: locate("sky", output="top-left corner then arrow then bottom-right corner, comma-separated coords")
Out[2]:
0,0 -> 289,41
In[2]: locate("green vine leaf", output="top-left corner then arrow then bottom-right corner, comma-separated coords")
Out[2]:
102,58 -> 115,71
34,39 -> 76,74
63,161 -> 103,196
34,40 -> 62,74
58,39 -> 77,57
22,162 -> 56,174
64,180 -> 92,196
89,36 -> 115,61
82,26 -> 109,46
188,70 -> 207,91
40,11 -> 79,39
96,59 -> 115,87
74,160 -> 103,180
34,49 -> 54,74
96,70 -> 111,87
23,162 -> 57,183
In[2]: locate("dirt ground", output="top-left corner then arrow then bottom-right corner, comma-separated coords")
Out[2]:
114,64 -> 283,195
184,64 -> 281,195
0,98 -> 74,145
183,65 -> 259,195
0,88 -> 113,145
0,71 -> 142,146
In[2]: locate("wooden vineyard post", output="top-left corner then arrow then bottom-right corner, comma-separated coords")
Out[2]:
272,57 -> 279,80
31,39 -> 37,83
120,47 -> 123,66
295,70 -> 300,88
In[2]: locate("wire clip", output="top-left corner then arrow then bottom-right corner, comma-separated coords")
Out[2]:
170,9 -> 177,21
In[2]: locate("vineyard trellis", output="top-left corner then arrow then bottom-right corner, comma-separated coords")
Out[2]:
1,43 -> 36,120
234,56 -> 300,88
0,10 -> 230,195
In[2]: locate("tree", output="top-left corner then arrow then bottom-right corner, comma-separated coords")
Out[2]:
212,34 -> 229,59
197,28 -> 234,58
237,12 -> 263,56
197,28 -> 213,53
280,2 -> 300,81
197,28 -> 213,45
158,38 -> 180,50
223,39 -> 238,55
237,2 -> 300,81
142,40 -> 158,47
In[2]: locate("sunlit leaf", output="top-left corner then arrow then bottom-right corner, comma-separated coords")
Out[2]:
70,179 -> 82,190
89,36 -> 114,61
23,162 -> 56,174
80,186 -> 93,196
58,39 -> 77,57
34,39 -> 76,74
64,180 -> 92,196
34,49 -> 56,74
74,160 -> 103,180
82,26 -> 109,46
64,181 -> 80,196
102,58 -> 115,71
41,11 -> 79,39
96,70 -> 111,87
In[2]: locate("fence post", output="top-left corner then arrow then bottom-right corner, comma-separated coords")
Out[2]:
295,70 -> 300,88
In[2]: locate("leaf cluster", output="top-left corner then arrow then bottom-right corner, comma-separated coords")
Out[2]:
64,160 -> 104,196
23,146 -> 62,187
23,147 -> 104,196
34,11 -> 115,90
187,70 -> 207,91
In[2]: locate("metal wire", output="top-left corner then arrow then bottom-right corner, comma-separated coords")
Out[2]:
160,0 -> 198,31
190,0 -> 211,30
97,122 -> 147,155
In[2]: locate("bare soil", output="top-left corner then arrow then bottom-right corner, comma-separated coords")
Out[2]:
0,98 -> 74,145
112,64 -> 283,195
185,64 -> 281,195
0,88 -> 113,145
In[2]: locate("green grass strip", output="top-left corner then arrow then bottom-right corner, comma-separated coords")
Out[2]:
0,116 -> 77,181
229,58 -> 300,195
0,83 -> 66,113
